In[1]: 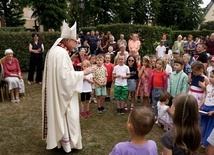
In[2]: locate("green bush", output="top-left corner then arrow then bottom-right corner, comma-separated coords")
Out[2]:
172,30 -> 213,43
0,27 -> 26,32
0,24 -> 213,72
0,32 -> 60,71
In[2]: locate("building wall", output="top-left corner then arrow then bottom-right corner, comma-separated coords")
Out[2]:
23,7 -> 37,29
204,4 -> 214,22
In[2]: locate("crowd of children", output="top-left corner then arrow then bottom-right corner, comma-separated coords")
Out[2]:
74,32 -> 214,155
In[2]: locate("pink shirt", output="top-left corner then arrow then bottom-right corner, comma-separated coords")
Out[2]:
2,58 -> 21,78
128,40 -> 141,52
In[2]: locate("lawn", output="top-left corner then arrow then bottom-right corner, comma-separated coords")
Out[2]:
0,73 -> 205,155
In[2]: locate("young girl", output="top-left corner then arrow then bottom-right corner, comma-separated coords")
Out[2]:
149,58 -> 168,117
125,55 -> 138,110
73,48 -> 89,71
136,56 -> 151,107
199,70 -> 214,148
188,61 -> 209,105
104,53 -> 114,102
160,93 -> 201,155
207,56 -> 214,78
157,92 -> 173,132
89,55 -> 97,103
80,60 -> 94,119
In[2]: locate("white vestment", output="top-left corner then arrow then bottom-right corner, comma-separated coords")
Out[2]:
42,46 -> 84,153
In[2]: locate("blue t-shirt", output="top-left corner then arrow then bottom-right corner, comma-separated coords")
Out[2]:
190,74 -> 204,88
109,140 -> 158,155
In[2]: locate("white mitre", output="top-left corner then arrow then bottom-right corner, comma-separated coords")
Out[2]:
50,21 -> 77,51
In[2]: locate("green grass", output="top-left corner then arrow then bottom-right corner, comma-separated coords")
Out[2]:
0,73 -> 205,155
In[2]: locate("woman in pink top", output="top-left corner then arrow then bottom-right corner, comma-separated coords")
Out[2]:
128,34 -> 141,56
1,49 -> 22,103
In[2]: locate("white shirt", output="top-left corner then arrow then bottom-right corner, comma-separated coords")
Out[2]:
207,66 -> 214,78
113,64 -> 130,86
157,101 -> 173,126
156,45 -> 166,58
205,84 -> 214,106
82,73 -> 93,92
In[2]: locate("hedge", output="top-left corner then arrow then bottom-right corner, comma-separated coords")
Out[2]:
1,24 -> 214,72
0,32 -> 60,71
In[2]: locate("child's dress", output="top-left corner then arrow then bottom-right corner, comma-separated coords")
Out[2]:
188,74 -> 206,104
200,84 -> 214,147
136,67 -> 151,97
157,101 -> 173,131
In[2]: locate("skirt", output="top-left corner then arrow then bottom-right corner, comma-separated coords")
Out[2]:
5,77 -> 21,91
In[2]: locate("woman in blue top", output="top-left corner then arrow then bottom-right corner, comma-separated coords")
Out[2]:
27,33 -> 44,85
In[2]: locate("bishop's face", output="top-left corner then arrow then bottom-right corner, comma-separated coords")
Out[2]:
67,39 -> 77,50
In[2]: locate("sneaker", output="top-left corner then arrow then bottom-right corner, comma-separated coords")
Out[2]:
112,97 -> 116,103
124,106 -> 128,111
11,99 -> 16,103
80,112 -> 87,119
105,96 -> 110,102
130,106 -> 134,111
85,110 -> 93,117
15,98 -> 20,103
120,108 -> 125,114
117,108 -> 120,115
97,108 -> 103,114
93,98 -> 97,103
100,106 -> 106,112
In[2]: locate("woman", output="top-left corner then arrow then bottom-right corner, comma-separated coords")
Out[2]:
27,33 -> 44,85
2,49 -> 22,103
128,33 -> 141,56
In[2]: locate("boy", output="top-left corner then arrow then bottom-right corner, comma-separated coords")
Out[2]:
104,53 -> 114,102
113,53 -> 130,114
109,107 -> 158,155
183,53 -> 192,83
93,54 -> 108,114
155,40 -> 166,58
194,43 -> 208,69
167,58 -> 188,105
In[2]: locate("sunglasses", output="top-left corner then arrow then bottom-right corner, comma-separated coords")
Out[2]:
128,60 -> 135,62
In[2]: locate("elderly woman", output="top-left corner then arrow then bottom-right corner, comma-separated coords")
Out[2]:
1,49 -> 22,103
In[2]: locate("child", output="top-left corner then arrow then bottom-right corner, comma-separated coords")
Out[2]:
183,53 -> 192,83
150,55 -> 156,69
89,54 -> 97,103
207,56 -> 214,78
206,123 -> 214,155
155,40 -> 166,58
199,70 -> 214,148
93,54 -> 108,114
113,53 -> 130,114
107,46 -> 115,64
149,58 -> 168,117
137,56 -> 151,107
163,54 -> 172,83
104,53 -> 114,102
167,58 -> 188,99
80,60 -> 94,119
160,93 -> 201,155
188,61 -> 209,105
109,107 -> 158,155
73,48 -> 89,71
157,92 -> 173,132
125,55 -> 138,110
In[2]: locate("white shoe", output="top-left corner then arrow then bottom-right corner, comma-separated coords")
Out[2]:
15,99 -> 20,103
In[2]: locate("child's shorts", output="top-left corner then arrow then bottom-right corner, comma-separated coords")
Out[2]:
95,86 -> 106,96
127,79 -> 136,92
114,85 -> 128,100
106,81 -> 112,88
81,92 -> 91,102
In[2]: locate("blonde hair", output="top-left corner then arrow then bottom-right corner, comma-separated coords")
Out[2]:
81,60 -> 90,67
183,53 -> 191,60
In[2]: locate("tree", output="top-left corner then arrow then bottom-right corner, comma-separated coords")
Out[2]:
200,21 -> 214,30
30,0 -> 68,31
0,0 -> 26,27
156,0 -> 203,30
